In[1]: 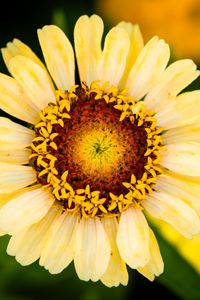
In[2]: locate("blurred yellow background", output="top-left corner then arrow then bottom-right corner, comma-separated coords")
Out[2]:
96,0 -> 200,62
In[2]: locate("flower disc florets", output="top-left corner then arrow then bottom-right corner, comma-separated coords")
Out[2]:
30,81 -> 163,218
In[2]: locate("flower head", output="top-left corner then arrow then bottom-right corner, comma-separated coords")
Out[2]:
0,14 -> 199,287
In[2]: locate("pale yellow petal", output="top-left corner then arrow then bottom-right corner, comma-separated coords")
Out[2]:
0,162 -> 36,193
144,59 -> 199,111
74,14 -> 103,85
125,36 -> 170,100
143,191 -> 200,239
38,25 -> 75,91
137,229 -> 164,281
40,211 -> 78,274
1,38 -> 44,71
0,187 -> 54,234
0,73 -> 39,124
161,142 -> 200,176
0,117 -> 34,150
74,217 -> 110,282
7,205 -> 62,265
163,123 -> 200,145
117,22 -> 144,87
0,148 -> 30,164
101,217 -> 128,287
155,172 -> 200,216
0,228 -> 6,236
156,91 -> 200,130
0,193 -> 17,210
0,185 -> 40,209
0,193 -> 13,210
8,55 -> 56,110
116,206 -> 150,269
97,26 -> 130,86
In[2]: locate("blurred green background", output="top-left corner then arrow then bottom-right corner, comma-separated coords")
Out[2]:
0,0 -> 199,299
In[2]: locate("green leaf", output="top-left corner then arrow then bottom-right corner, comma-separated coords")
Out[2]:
52,8 -> 68,33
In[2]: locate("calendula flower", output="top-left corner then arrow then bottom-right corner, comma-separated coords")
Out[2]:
0,15 -> 199,287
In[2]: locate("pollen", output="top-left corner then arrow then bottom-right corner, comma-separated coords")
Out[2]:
29,81 -> 164,218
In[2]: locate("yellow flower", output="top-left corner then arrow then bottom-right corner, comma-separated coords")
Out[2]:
153,220 -> 200,274
96,0 -> 200,61
0,15 -> 199,287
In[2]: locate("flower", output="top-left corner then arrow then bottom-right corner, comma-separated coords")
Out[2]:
153,219 -> 200,274
96,0 -> 200,61
0,14 -> 199,287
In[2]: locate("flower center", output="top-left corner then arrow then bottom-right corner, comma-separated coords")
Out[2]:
29,82 -> 163,218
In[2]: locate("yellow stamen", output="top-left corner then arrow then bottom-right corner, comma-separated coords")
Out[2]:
29,81 -> 164,218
